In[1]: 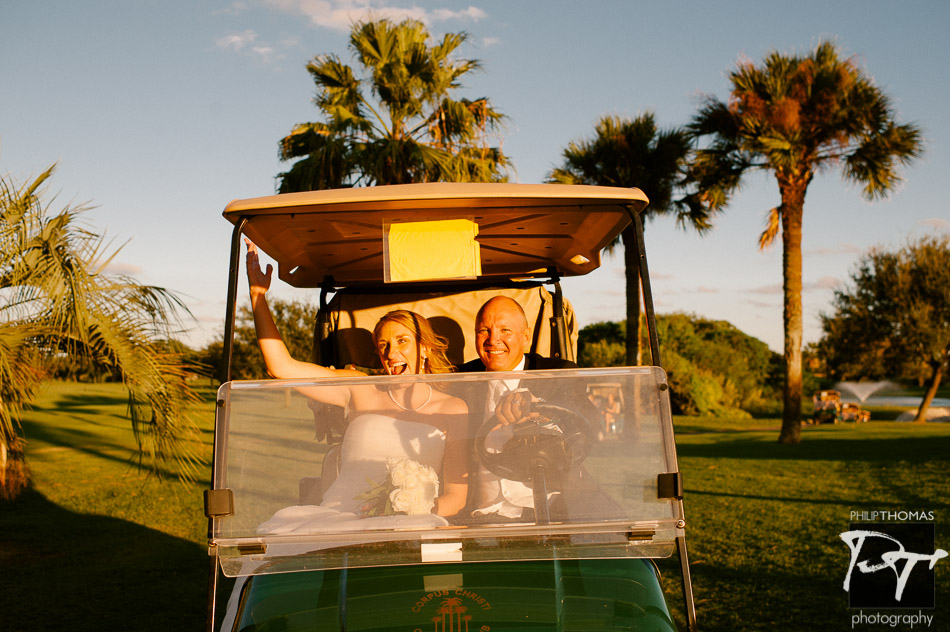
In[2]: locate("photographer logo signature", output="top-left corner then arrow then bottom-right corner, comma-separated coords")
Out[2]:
841,523 -> 946,609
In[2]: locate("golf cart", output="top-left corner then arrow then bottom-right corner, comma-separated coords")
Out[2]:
812,389 -> 842,424
840,403 -> 871,423
205,183 -> 697,631
588,383 -> 625,440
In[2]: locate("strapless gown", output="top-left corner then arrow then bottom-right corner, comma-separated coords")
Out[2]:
258,414 -> 449,534
224,416 -> 451,622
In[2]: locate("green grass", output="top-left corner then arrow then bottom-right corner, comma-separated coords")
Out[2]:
659,416 -> 950,631
1,381 -> 217,631
3,382 -> 948,631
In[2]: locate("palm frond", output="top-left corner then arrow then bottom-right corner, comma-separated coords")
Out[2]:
0,165 -> 204,489
687,39 -> 923,228
278,18 -> 510,191
758,207 -> 782,249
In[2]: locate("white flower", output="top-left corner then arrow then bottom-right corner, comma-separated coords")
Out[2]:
387,457 -> 412,487
386,457 -> 439,515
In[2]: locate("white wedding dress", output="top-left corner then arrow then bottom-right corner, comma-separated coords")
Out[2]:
257,414 -> 450,533
222,415 -> 451,628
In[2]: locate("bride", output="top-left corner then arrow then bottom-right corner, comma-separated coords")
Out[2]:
245,240 -> 469,518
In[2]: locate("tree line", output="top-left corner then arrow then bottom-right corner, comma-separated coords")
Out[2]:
578,314 -> 785,418
815,235 -> 949,422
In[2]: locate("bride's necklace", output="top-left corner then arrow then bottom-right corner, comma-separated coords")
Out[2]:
388,383 -> 432,412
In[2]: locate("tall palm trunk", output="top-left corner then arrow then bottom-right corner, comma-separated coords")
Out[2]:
0,433 -> 29,500
915,362 -> 944,423
621,226 -> 641,366
778,183 -> 806,444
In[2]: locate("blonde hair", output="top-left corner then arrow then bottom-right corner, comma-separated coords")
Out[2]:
373,310 -> 455,374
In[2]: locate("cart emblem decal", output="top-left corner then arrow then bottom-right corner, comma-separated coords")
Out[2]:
412,590 -> 492,632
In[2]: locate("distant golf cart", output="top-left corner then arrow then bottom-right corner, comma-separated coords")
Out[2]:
811,390 -> 871,424
588,382 -> 625,440
812,389 -> 843,424
840,402 -> 871,423
204,183 -> 698,631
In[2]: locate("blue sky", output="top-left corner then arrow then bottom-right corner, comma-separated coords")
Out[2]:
3,0 -> 948,352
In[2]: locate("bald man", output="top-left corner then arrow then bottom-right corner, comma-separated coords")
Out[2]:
461,296 -> 572,374
460,296 -> 590,520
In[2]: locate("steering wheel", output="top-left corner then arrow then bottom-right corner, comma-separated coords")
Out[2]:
476,402 -> 592,487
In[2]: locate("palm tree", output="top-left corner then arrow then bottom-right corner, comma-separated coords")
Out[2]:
687,41 -> 922,444
438,597 -> 464,632
548,113 -> 713,365
453,604 -> 468,631
0,165 -> 203,499
277,18 -> 511,191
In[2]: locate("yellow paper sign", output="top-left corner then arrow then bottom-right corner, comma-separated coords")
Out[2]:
384,219 -> 481,282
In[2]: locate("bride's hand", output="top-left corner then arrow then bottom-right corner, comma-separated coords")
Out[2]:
246,238 -> 273,297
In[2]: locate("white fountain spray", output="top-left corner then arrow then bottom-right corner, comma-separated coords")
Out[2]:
833,381 -> 895,403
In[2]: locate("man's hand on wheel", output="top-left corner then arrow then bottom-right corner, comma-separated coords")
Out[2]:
495,389 -> 542,427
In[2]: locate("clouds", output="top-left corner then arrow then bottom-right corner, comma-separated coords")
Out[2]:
745,275 -> 839,295
744,282 -> 781,295
213,1 -> 252,17
214,2 -> 491,68
261,0 -> 487,31
919,217 -> 949,231
94,261 -> 144,276
431,6 -> 488,22
808,276 -> 840,291
214,29 -> 283,65
215,29 -> 257,52
804,242 -> 863,256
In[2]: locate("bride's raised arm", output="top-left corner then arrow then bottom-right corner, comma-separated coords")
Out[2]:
245,239 -> 364,407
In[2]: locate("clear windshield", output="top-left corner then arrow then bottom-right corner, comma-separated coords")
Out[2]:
210,367 -> 683,577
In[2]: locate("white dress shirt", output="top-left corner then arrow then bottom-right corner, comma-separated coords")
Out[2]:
475,356 -> 551,518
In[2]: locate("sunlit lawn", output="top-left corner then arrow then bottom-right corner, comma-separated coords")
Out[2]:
1,380 -> 217,631
660,416 -> 950,631
3,381 -> 948,631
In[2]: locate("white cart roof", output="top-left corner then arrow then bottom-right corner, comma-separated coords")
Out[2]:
223,183 -> 649,287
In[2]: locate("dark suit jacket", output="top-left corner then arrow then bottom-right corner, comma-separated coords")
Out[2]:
459,352 -> 576,373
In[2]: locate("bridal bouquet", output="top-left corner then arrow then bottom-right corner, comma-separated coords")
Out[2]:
356,457 -> 439,518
